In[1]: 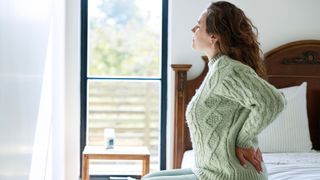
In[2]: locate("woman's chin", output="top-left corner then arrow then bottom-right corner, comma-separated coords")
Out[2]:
192,45 -> 201,52
192,43 -> 197,50
192,42 -> 202,51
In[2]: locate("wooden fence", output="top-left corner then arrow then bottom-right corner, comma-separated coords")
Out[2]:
87,81 -> 160,173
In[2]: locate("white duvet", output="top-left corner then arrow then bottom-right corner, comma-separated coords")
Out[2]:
181,150 -> 320,180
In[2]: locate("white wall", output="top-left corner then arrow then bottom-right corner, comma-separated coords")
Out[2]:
65,0 -> 80,179
167,0 -> 320,169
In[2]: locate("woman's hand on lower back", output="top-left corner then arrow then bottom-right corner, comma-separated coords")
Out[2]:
236,146 -> 263,173
255,148 -> 263,162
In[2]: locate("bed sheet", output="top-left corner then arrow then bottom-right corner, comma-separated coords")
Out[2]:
181,150 -> 320,180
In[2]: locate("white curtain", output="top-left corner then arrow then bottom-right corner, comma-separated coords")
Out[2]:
0,0 -> 66,179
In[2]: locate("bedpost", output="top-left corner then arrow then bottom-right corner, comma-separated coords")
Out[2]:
171,64 -> 192,169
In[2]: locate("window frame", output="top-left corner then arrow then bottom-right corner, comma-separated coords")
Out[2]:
80,0 -> 168,178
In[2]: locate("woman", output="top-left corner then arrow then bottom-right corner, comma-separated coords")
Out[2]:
142,1 -> 286,180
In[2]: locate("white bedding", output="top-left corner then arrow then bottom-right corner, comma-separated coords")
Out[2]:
262,151 -> 320,165
181,150 -> 320,180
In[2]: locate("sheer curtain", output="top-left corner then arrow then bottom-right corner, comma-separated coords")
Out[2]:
0,0 -> 66,179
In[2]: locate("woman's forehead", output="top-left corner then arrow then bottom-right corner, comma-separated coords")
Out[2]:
198,10 -> 208,24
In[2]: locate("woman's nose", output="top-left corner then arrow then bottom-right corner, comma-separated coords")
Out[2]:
191,26 -> 195,33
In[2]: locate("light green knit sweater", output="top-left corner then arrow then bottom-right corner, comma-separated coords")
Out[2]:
185,54 -> 286,180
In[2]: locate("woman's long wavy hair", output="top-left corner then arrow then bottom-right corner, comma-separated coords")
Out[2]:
206,1 -> 266,78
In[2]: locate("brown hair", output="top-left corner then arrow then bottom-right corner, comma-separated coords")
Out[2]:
206,1 -> 266,77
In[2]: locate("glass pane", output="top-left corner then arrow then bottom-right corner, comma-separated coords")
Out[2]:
87,80 -> 160,175
88,0 -> 161,77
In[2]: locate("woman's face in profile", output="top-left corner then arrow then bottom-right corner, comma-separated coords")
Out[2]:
191,10 -> 212,52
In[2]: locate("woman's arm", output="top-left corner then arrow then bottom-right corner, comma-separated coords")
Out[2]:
216,65 -> 287,148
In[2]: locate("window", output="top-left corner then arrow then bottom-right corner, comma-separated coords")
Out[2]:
81,0 -> 168,177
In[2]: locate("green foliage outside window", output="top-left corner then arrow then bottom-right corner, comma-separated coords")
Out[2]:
89,0 -> 160,77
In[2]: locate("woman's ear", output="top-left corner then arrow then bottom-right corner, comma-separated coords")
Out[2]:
210,34 -> 219,45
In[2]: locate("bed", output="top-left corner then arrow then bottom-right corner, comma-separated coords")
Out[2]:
171,40 -> 320,179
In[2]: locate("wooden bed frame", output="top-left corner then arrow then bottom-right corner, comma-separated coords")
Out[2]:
171,40 -> 320,169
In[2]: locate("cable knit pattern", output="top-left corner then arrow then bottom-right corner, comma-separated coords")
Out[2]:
185,55 -> 287,180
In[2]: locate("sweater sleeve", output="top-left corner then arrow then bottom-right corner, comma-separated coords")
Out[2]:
216,65 -> 287,148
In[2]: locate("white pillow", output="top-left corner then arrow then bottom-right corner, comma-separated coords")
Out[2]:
257,82 -> 313,153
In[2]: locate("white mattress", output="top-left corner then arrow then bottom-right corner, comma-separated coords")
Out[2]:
181,150 -> 320,180
181,150 -> 195,169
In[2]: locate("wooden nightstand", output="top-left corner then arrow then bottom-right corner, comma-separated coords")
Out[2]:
82,146 -> 150,180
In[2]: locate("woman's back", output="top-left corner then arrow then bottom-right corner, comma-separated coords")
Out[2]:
185,55 -> 285,180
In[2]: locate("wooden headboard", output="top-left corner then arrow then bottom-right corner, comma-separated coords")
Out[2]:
171,40 -> 320,169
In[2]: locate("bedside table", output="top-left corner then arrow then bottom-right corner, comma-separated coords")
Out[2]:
82,146 -> 150,180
